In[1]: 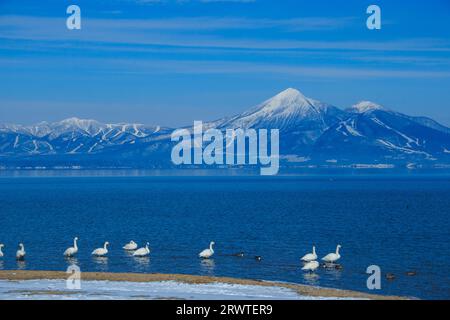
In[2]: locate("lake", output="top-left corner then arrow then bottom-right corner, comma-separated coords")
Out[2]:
0,174 -> 449,299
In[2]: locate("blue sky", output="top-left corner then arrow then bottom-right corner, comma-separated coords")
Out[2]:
1,0 -> 450,126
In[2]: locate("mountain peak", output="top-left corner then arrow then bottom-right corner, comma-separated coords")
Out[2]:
55,117 -> 105,136
215,88 -> 345,131
260,88 -> 317,114
275,87 -> 305,98
59,117 -> 100,126
269,88 -> 309,104
348,101 -> 386,113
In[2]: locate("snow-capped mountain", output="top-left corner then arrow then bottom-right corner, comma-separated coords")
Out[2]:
1,88 -> 449,169
0,118 -> 168,156
214,88 -> 347,153
347,101 -> 386,114
314,102 -> 450,163
217,88 -> 346,130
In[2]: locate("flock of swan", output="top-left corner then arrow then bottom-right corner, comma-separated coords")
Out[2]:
62,238 -> 151,258
301,245 -> 342,272
0,239 -> 212,260
0,240 -> 341,273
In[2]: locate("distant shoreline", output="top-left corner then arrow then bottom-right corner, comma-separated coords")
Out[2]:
1,168 -> 450,178
0,270 -> 407,300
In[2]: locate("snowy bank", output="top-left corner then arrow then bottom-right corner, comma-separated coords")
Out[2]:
0,270 -> 404,300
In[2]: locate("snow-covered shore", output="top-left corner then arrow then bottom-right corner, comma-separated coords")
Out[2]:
0,270 -> 404,300
0,279 -> 322,300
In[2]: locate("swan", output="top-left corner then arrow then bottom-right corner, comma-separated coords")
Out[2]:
301,246 -> 318,262
123,240 -> 138,251
92,242 -> 109,257
64,237 -> 79,257
199,241 -> 215,259
133,242 -> 150,257
302,260 -> 319,272
322,245 -> 341,264
16,243 -> 26,260
0,244 -> 4,258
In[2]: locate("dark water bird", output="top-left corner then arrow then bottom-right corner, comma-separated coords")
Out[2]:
386,273 -> 396,280
406,271 -> 417,276
322,262 -> 338,269
334,264 -> 343,270
254,256 -> 262,261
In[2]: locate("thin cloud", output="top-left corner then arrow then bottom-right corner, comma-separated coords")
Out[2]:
132,0 -> 256,3
198,0 -> 256,2
2,56 -> 450,79
349,55 -> 450,67
0,15 -> 448,53
0,15 -> 354,33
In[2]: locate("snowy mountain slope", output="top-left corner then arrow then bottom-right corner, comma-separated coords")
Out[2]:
216,88 -> 346,131
0,118 -> 168,155
348,101 -> 450,134
213,88 -> 347,154
314,104 -> 450,162
347,101 -> 386,114
406,116 -> 450,135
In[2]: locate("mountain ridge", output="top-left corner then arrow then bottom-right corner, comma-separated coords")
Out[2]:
1,88 -> 450,169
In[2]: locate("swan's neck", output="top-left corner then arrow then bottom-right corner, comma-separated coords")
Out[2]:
210,243 -> 214,251
20,244 -> 24,251
312,246 -> 316,254
0,247 -> 3,254
336,246 -> 340,255
74,239 -> 78,250
104,243 -> 108,249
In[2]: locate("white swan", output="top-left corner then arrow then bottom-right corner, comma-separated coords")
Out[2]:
64,237 -> 79,257
301,246 -> 317,262
92,242 -> 109,257
322,245 -> 341,263
199,241 -> 215,259
123,240 -> 138,251
16,243 -> 26,260
0,244 -> 4,258
133,242 -> 150,257
302,260 -> 319,272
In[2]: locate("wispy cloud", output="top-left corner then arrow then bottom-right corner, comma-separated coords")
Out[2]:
2,55 -> 450,79
198,0 -> 256,3
131,0 -> 256,3
1,14 -> 449,80
1,15 -> 448,53
349,55 -> 450,67
0,15 -> 354,34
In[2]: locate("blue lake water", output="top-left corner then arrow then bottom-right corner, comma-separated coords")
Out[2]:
0,175 -> 449,299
